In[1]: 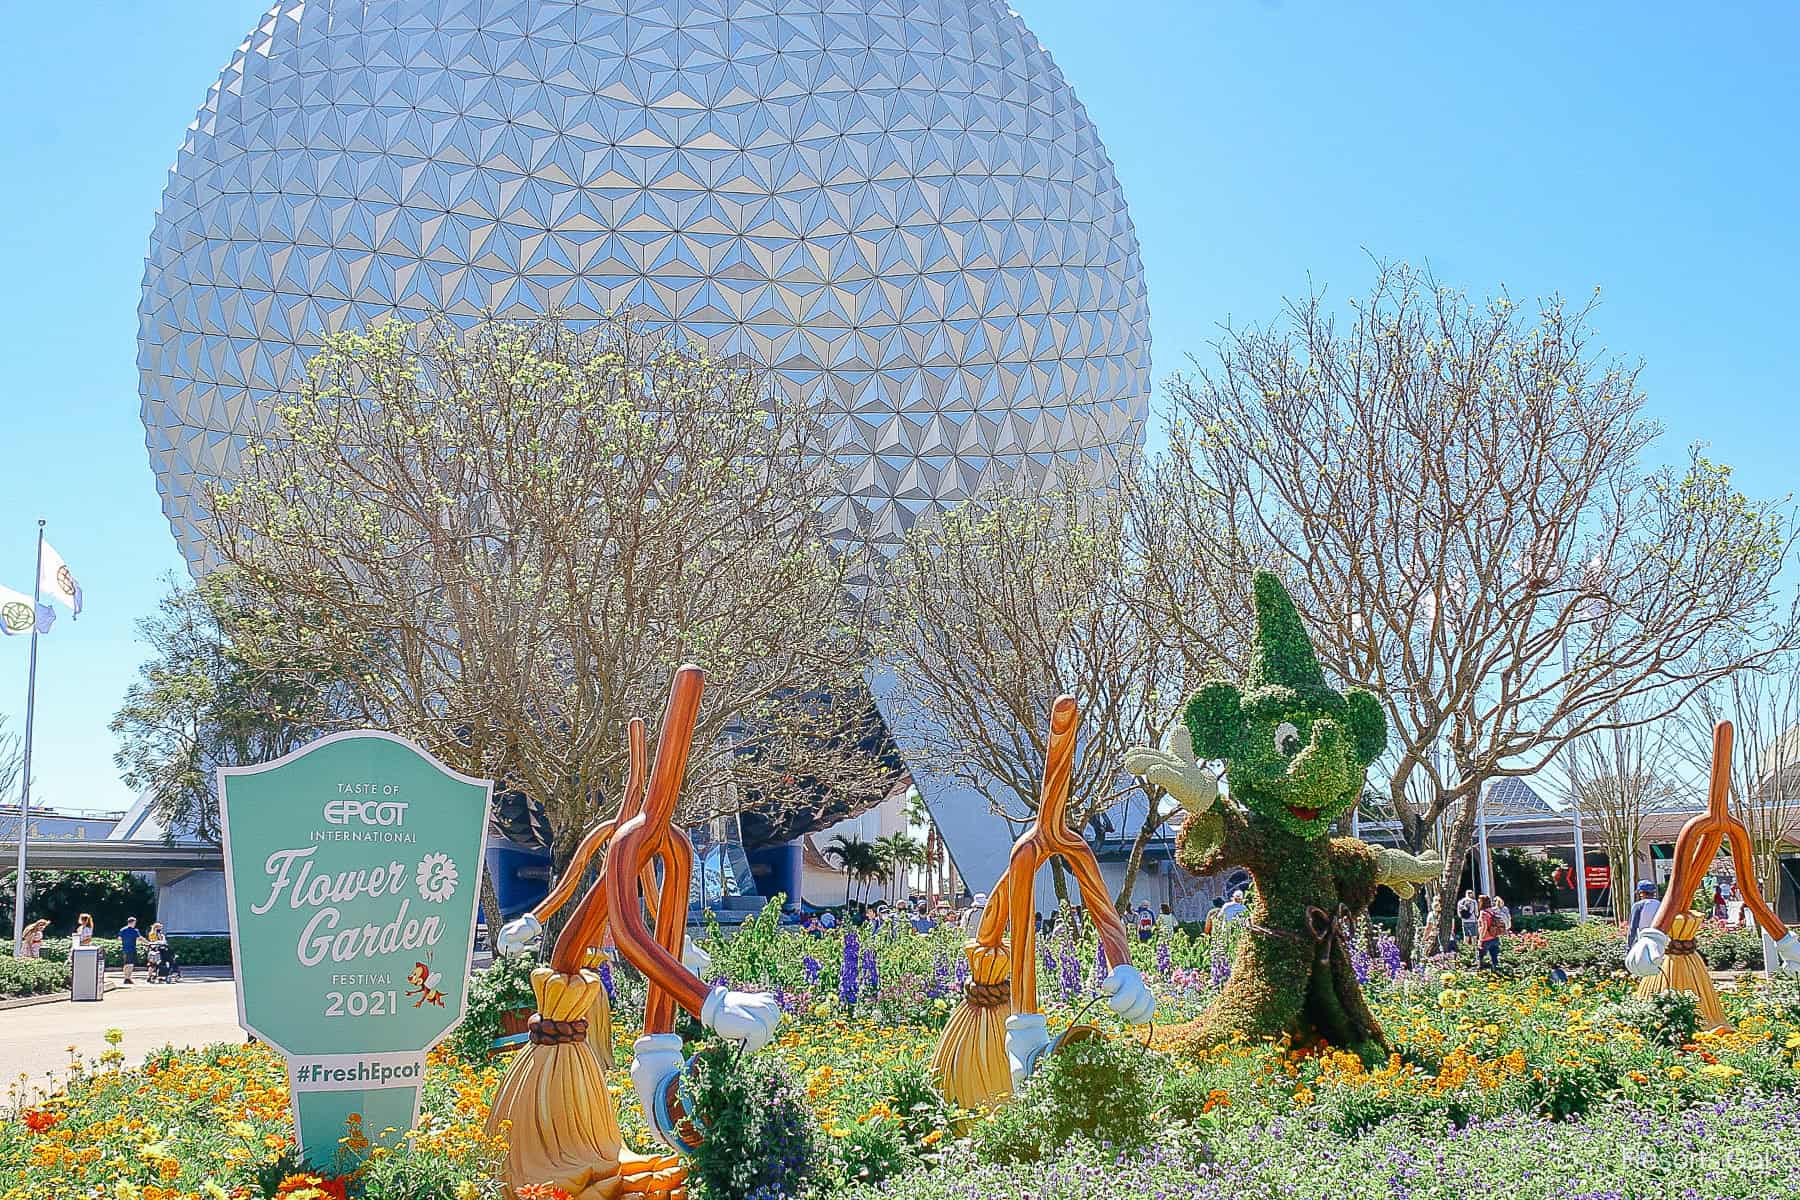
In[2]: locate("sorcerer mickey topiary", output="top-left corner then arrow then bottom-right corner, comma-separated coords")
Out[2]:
1126,570 -> 1440,1063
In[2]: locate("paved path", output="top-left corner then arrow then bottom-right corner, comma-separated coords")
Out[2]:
1,970 -> 246,1097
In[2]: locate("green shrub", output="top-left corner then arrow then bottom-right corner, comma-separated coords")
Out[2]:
1695,922 -> 1765,970
884,1061 -> 952,1149
973,1035 -> 1160,1164
831,1117 -> 914,1190
27,934 -> 234,967
447,951 -> 537,1060
1591,990 -> 1699,1048
0,954 -> 70,996
685,1038 -> 820,1200
0,869 -> 156,934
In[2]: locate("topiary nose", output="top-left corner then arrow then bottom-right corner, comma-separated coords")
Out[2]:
1286,718 -> 1349,793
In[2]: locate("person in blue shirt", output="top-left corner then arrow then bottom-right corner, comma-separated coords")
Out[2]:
117,917 -> 141,986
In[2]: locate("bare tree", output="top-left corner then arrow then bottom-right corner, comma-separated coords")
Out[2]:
1683,658 -> 1800,909
1137,261 -> 1799,953
1568,696 -> 1679,922
209,312 -> 892,866
879,479 -> 1189,905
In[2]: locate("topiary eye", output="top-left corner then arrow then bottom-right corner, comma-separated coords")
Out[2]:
1273,722 -> 1302,755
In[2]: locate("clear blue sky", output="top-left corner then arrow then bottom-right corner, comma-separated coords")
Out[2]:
1,2 -> 1797,815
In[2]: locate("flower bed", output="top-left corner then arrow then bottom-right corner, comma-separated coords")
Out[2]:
5,913 -> 1800,1199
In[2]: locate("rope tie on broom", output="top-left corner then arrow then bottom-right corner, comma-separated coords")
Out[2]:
527,1015 -> 589,1045
1668,937 -> 1699,956
963,978 -> 1011,1009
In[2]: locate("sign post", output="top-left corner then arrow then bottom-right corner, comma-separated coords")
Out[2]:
219,732 -> 491,1166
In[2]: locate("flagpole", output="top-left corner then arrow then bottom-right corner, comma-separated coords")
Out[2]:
11,519 -> 45,956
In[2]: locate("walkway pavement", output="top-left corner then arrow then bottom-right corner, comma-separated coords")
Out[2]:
1,969 -> 246,1098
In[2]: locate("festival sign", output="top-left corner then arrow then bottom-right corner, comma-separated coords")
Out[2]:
219,732 -> 492,1163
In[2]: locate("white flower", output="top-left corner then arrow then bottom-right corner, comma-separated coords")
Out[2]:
415,852 -> 459,903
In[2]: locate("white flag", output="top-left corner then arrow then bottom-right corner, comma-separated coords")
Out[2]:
0,584 -> 53,636
39,541 -> 81,617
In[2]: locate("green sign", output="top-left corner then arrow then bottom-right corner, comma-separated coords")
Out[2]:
219,732 -> 492,1164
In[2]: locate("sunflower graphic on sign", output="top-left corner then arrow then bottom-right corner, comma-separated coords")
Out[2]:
414,852 -> 458,903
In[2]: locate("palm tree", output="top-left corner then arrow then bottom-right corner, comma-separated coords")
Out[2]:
824,834 -> 884,905
876,832 -> 926,902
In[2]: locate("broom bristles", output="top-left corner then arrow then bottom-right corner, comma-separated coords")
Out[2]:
486,968 -> 685,1199
930,998 -> 1012,1110
930,941 -> 1014,1110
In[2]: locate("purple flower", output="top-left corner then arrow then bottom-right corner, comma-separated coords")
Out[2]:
802,954 -> 821,988
1379,934 -> 1404,978
954,954 -> 970,992
1094,938 -> 1109,991
1351,941 -> 1373,984
839,928 -> 861,1007
1209,947 -> 1231,988
1059,946 -> 1082,1002
598,959 -> 615,1000
860,943 -> 880,999
1155,938 -> 1172,977
927,951 -> 951,999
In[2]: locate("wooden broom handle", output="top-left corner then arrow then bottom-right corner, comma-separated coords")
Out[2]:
1000,696 -> 1132,1009
1652,720 -> 1737,938
551,719 -> 649,973
605,666 -> 712,1020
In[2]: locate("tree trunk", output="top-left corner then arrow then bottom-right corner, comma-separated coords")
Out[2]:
1392,807 -> 1430,962
1113,798 -> 1167,910
1051,857 -> 1070,906
478,865 -> 505,958
1429,790 -> 1481,955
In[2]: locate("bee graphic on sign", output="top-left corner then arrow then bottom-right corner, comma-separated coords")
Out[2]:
406,962 -> 446,1008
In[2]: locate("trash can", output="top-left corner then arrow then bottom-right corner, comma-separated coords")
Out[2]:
70,946 -> 105,1002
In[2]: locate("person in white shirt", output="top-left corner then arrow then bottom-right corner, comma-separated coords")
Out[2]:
1218,890 -> 1248,922
72,913 -> 95,946
1456,890 -> 1478,947
1626,880 -> 1659,944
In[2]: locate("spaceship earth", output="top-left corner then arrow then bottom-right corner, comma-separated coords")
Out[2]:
138,0 -> 1151,570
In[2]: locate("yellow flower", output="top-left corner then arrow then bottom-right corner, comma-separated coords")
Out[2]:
1667,1065 -> 1688,1080
455,1182 -> 480,1200
203,1183 -> 230,1200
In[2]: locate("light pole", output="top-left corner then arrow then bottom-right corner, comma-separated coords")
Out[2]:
1475,780 -> 1494,897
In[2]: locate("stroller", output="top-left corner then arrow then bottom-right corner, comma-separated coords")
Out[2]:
146,941 -> 181,983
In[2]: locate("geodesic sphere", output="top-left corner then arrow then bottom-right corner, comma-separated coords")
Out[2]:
139,0 -> 1150,569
